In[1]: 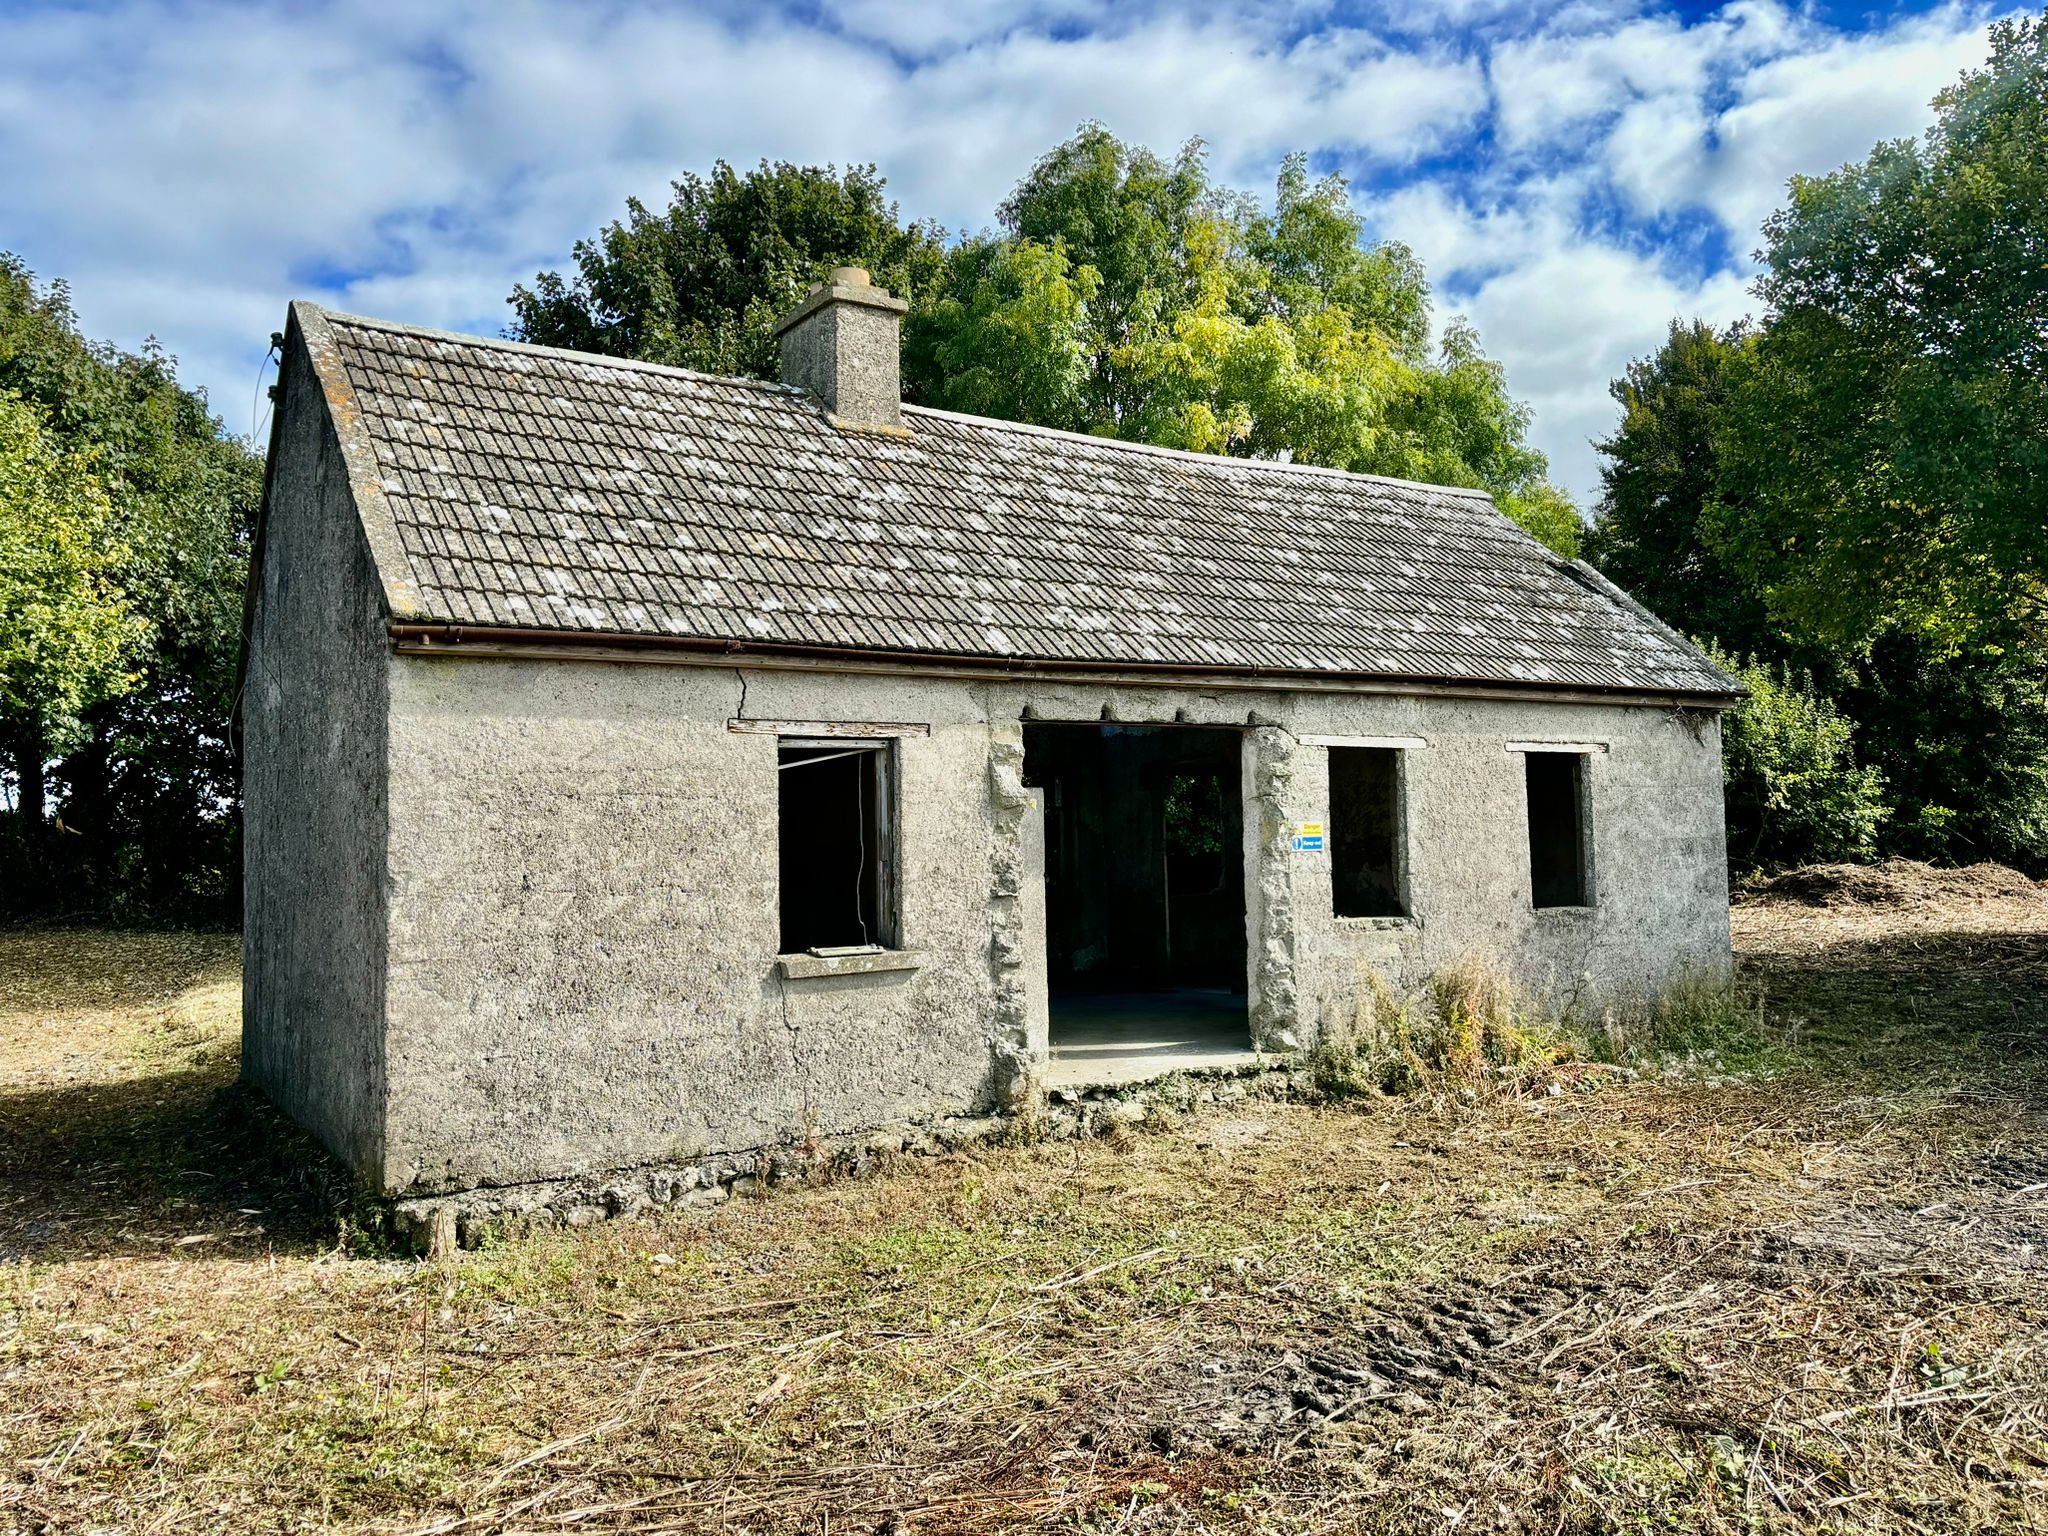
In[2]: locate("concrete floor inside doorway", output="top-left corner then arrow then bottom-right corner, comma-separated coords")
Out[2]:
1044,988 -> 1260,1089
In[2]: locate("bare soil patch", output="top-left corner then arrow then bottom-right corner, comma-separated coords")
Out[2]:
3,896 -> 2047,1535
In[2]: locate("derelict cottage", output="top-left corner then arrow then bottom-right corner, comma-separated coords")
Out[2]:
241,267 -> 1739,1219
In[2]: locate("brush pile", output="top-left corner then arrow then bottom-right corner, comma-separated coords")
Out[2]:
1741,858 -> 2044,910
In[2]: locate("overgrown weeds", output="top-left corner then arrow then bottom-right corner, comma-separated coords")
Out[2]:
1307,957 -> 1775,1102
1587,967 -> 1780,1071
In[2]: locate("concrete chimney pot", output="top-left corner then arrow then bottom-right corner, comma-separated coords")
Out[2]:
772,270 -> 909,433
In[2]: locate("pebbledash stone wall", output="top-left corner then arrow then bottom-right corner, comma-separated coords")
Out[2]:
378,661 -> 1015,1199
345,652 -> 1730,1212
984,723 -> 1048,1110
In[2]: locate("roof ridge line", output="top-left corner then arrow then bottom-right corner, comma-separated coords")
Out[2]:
313,302 -> 1503,503
897,403 -> 1499,498
310,305 -> 809,400
1559,557 -> 1723,669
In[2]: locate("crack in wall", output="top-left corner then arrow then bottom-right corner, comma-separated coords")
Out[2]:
773,969 -> 818,1135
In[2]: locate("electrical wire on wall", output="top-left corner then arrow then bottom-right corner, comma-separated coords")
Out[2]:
852,759 -> 869,947
777,743 -> 882,948
250,333 -> 281,446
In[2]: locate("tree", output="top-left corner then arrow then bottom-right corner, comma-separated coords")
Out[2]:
509,160 -> 948,379
1381,320 -> 1580,556
1585,253 -> 2048,873
0,392 -> 135,830
1829,635 -> 2048,868
980,127 -> 1216,432
0,256 -> 261,920
1707,15 -> 2048,652
904,128 -> 1579,552
1705,645 -> 1889,869
905,237 -> 1099,432
1583,319 -> 1777,658
520,129 -> 1582,555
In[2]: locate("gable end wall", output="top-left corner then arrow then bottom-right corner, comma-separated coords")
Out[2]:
240,328 -> 390,1178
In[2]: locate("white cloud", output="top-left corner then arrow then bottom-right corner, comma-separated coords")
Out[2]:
1464,241 -> 1754,498
1605,93 -> 1715,214
819,0 -> 1111,57
1375,178 -> 1752,497
0,0 -> 2018,506
1696,5 -> 2001,237
1436,0 -> 2005,499
1308,37 -> 1492,162
1488,9 -> 1733,151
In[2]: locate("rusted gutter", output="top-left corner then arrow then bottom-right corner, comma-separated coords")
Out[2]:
387,621 -> 1742,711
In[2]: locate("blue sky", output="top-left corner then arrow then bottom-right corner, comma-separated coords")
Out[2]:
0,0 -> 2019,502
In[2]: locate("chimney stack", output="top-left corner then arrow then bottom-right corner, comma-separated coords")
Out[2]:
772,267 -> 909,432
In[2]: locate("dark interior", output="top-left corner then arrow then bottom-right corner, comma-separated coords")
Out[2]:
778,742 -> 889,952
1022,722 -> 1248,991
1329,745 -> 1405,917
1525,750 -> 1588,908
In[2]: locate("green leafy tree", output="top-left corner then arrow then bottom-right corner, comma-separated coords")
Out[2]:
0,392 -> 136,826
1383,320 -> 1579,556
904,128 -> 1579,552
509,160 -> 948,379
906,237 -> 1099,431
1830,635 -> 2048,867
0,256 -> 261,919
1706,645 -> 1889,868
521,130 -> 1580,554
1588,312 -> 2048,873
1707,15 -> 2048,652
984,127 -> 1216,431
1583,319 -> 1776,657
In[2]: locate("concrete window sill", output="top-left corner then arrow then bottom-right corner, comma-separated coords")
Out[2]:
1335,915 -> 1420,932
1533,905 -> 1597,917
777,949 -> 923,981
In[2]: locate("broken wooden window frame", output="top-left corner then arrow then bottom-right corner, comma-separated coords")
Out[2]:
774,734 -> 901,955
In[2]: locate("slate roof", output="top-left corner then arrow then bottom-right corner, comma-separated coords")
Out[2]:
307,306 -> 1737,699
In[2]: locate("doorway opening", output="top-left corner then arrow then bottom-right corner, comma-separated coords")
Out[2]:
1022,721 -> 1254,1086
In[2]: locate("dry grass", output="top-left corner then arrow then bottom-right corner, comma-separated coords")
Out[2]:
3,875 -> 2047,1535
0,928 -> 238,1088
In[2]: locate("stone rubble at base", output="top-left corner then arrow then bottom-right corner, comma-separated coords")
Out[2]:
390,1062 -> 1309,1254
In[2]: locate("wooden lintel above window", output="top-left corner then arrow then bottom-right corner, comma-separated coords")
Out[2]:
727,719 -> 931,737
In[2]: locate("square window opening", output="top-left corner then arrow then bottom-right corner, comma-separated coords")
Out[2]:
1330,745 -> 1407,918
1525,750 -> 1590,908
777,740 -> 896,953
